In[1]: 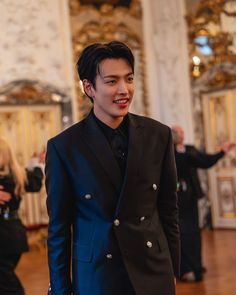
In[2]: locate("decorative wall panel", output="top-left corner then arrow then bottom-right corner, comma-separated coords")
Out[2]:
202,89 -> 236,228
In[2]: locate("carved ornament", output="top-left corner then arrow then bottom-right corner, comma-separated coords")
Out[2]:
187,0 -> 236,85
0,80 -> 69,104
69,0 -> 141,18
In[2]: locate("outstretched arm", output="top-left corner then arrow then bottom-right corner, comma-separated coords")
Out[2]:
187,146 -> 224,169
187,142 -> 236,169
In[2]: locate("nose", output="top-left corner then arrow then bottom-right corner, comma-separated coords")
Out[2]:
118,80 -> 129,94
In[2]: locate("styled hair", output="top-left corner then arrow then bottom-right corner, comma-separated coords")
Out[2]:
0,137 -> 27,196
76,40 -> 134,93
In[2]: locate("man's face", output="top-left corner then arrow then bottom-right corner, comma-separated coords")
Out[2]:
84,58 -> 134,127
172,126 -> 185,144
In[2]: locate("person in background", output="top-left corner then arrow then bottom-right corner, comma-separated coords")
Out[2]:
172,125 -> 236,282
26,149 -> 45,192
0,137 -> 28,295
46,41 -> 180,295
0,137 -> 44,295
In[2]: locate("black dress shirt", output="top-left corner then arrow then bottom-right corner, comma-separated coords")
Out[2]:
92,111 -> 129,178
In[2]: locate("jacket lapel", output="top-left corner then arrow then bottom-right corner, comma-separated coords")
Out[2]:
82,112 -> 122,192
115,113 -> 144,215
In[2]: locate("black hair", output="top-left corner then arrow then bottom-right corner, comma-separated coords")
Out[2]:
76,41 -> 134,97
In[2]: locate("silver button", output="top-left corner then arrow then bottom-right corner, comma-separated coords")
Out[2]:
84,194 -> 92,200
152,184 -> 158,190
146,241 -> 153,248
106,254 -> 113,259
114,219 -> 120,226
140,216 -> 146,221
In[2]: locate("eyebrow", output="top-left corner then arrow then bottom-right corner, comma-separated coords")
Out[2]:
102,72 -> 134,79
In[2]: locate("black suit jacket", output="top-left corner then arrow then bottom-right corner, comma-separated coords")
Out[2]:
175,145 -> 224,233
46,112 -> 180,295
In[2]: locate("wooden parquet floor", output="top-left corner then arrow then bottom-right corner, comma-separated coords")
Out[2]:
16,229 -> 236,295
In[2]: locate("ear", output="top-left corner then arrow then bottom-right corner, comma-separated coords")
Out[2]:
82,79 -> 94,98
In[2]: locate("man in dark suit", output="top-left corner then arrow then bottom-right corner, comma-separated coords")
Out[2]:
172,125 -> 236,282
46,41 -> 180,295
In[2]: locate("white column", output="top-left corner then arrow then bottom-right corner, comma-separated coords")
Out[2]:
141,0 -> 194,143
60,0 -> 78,122
141,0 -> 162,120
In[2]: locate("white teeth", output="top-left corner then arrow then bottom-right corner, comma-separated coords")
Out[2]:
114,99 -> 128,104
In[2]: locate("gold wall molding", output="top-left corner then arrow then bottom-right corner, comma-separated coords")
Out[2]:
0,79 -> 73,130
69,0 -> 141,18
186,0 -> 236,151
202,89 -> 236,227
217,176 -> 236,218
0,111 -> 20,135
0,79 -> 69,104
187,0 -> 236,83
207,70 -> 236,88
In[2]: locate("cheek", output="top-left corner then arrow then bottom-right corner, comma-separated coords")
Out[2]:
129,85 -> 135,96
102,88 -> 117,99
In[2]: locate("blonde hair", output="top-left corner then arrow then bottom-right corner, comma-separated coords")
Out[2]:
0,137 -> 27,196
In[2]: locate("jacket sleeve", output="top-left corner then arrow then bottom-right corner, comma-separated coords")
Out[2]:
187,146 -> 224,169
45,140 -> 73,295
157,128 -> 180,278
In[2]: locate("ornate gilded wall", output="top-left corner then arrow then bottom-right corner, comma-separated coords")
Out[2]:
187,0 -> 236,228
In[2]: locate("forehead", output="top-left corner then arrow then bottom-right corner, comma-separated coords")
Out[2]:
177,128 -> 184,135
173,127 -> 184,136
97,58 -> 133,77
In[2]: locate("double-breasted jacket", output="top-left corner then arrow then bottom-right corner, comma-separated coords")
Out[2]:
46,112 -> 180,295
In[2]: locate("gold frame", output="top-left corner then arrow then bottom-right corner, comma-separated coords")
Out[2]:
217,176 -> 236,218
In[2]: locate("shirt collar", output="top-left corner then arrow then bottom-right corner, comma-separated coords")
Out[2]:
92,110 -> 129,141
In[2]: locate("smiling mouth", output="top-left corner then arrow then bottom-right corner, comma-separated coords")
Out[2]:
113,99 -> 129,104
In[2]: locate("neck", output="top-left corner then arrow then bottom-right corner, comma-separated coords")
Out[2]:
176,143 -> 185,152
93,111 -> 124,129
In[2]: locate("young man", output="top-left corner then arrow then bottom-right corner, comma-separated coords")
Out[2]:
46,41 -> 180,295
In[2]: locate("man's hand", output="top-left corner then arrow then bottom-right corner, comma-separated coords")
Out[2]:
221,142 -> 236,153
0,185 -> 12,205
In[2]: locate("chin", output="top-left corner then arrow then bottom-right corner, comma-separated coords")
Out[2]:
118,110 -> 129,117
112,108 -> 126,115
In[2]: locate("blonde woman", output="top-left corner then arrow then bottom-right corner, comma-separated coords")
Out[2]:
0,137 -> 28,295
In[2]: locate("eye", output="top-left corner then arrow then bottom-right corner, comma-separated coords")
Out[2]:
127,76 -> 134,83
105,80 -> 116,84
